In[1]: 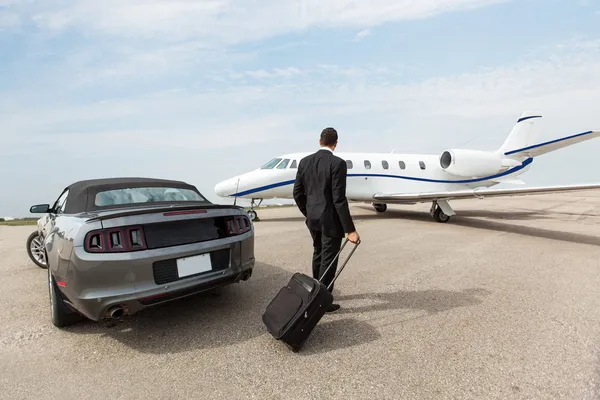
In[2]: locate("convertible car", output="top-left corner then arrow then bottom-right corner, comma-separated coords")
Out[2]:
30,177 -> 255,328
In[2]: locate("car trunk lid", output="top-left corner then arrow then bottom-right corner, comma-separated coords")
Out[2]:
84,204 -> 251,251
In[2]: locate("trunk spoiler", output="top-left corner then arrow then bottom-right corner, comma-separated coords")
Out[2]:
84,204 -> 245,222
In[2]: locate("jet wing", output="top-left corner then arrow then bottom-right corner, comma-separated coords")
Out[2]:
504,130 -> 600,158
372,183 -> 600,203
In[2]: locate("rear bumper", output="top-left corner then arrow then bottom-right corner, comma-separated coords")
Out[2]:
75,259 -> 254,321
58,232 -> 255,321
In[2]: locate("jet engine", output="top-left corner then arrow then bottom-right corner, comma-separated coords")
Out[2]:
439,149 -> 521,177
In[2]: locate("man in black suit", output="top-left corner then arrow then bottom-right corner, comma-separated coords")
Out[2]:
293,127 -> 360,312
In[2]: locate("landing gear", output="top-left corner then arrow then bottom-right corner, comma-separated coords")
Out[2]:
373,203 -> 387,213
248,210 -> 258,221
430,200 -> 455,223
247,198 -> 262,221
432,206 -> 450,223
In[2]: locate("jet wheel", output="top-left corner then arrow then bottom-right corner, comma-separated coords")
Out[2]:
373,203 -> 387,213
433,207 -> 450,223
247,210 -> 258,221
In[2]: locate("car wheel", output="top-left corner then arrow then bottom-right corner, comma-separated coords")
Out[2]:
47,266 -> 82,328
26,231 -> 47,269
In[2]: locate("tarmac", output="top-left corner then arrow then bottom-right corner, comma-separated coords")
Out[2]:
1,191 -> 600,399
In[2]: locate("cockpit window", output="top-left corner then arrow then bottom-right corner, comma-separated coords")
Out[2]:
277,159 -> 290,169
290,160 -> 297,169
261,158 -> 282,169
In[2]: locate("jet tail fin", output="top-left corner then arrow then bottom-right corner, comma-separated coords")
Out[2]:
497,112 -> 542,156
497,111 -> 600,159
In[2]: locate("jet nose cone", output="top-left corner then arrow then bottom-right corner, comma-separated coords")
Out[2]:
214,180 -> 229,197
214,177 -> 239,198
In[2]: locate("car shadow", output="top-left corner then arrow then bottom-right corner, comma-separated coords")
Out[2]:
63,263 -> 293,354
61,262 -> 491,355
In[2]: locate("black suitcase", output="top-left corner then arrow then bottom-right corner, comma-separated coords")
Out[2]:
261,238 -> 360,352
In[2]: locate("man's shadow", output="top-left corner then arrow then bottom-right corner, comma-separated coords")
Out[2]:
295,288 -> 491,355
334,288 -> 491,315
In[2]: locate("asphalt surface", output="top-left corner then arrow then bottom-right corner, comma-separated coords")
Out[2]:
2,191 -> 600,399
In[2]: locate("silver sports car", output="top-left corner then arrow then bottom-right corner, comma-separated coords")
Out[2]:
29,177 -> 255,328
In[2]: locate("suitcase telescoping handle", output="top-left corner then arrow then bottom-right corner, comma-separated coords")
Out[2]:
319,238 -> 361,291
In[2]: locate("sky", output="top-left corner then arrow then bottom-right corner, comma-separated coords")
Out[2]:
1,0 -> 600,217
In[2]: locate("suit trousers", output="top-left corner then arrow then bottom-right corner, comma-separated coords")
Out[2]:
310,229 -> 343,293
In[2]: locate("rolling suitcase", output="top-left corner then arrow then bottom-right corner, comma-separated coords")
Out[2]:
261,238 -> 360,352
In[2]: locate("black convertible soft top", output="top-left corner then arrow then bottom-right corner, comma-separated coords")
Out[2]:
61,177 -> 210,214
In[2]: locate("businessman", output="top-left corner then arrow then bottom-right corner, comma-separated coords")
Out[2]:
293,127 -> 359,312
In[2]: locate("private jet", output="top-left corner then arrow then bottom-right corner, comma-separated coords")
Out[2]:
214,112 -> 600,222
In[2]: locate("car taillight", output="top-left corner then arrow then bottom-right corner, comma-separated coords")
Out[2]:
225,215 -> 252,236
84,225 -> 147,253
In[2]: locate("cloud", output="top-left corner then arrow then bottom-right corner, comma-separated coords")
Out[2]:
229,67 -> 303,80
353,29 -> 372,42
0,0 -> 513,94
4,38 -> 600,159
2,0 -> 600,217
0,10 -> 19,29
15,0 -> 511,44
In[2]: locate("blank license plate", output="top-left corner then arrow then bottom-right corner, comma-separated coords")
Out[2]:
177,253 -> 212,278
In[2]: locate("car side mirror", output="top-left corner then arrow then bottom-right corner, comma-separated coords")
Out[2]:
30,204 -> 50,214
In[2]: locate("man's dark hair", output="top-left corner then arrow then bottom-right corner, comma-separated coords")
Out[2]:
320,127 -> 338,146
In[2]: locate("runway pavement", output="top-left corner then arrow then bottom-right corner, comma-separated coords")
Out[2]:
1,191 -> 600,399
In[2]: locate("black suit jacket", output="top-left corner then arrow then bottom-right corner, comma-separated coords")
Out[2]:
293,148 -> 356,238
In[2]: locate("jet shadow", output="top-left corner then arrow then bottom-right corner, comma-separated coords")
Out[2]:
377,208 -> 600,247
260,207 -> 600,247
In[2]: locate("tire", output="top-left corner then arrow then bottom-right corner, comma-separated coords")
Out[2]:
373,203 -> 387,213
248,210 -> 258,221
47,266 -> 82,328
433,207 -> 450,223
26,231 -> 47,269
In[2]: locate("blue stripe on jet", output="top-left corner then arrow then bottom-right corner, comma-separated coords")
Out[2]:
517,115 -> 542,123
229,157 -> 534,197
504,130 -> 594,156
233,179 -> 297,197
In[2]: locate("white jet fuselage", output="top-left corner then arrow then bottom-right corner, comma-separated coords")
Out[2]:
213,113 -> 600,223
214,150 -> 532,203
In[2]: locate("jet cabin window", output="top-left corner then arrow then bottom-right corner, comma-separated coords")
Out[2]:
261,158 -> 282,169
382,161 -> 389,170
346,160 -> 353,169
364,160 -> 371,169
419,161 -> 426,170
277,159 -> 290,169
399,161 -> 406,170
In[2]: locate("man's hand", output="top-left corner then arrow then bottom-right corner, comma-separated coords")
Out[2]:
347,231 -> 360,244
